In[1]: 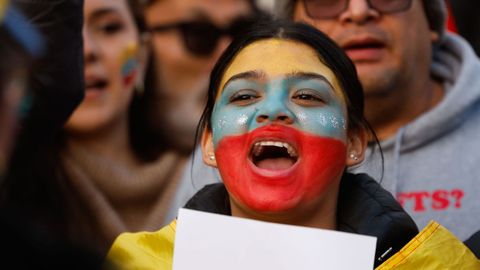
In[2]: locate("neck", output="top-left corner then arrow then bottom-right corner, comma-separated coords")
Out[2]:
365,76 -> 444,141
66,117 -> 141,170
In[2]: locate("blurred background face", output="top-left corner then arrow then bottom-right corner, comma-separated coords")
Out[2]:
293,0 -> 433,98
145,0 -> 253,153
66,0 -> 144,135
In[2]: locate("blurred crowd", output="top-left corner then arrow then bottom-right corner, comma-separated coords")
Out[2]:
0,0 -> 478,268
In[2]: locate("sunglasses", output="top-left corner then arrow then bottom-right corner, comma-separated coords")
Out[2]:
303,0 -> 412,19
149,18 -> 254,57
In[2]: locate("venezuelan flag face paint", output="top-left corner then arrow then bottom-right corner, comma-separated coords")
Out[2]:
210,39 -> 349,213
120,42 -> 139,87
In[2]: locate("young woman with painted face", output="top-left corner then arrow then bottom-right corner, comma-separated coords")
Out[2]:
106,20 -> 422,269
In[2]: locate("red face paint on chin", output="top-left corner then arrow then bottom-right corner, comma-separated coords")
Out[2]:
215,125 -> 347,213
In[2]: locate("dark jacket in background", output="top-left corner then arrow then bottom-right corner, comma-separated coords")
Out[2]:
0,0 -> 91,262
1,0 -> 83,222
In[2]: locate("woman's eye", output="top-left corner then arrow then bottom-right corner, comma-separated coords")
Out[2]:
97,21 -> 124,35
292,90 -> 325,105
229,91 -> 259,105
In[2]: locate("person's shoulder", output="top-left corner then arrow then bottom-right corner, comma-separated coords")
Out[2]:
184,183 -> 231,215
338,173 -> 419,267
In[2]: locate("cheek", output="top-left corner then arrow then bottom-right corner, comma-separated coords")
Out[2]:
292,107 -> 347,141
119,43 -> 140,87
211,106 -> 256,147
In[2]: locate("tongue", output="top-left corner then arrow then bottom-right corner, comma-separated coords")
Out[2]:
256,158 -> 295,170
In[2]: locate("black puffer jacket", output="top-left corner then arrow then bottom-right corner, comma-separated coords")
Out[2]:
185,173 -> 419,268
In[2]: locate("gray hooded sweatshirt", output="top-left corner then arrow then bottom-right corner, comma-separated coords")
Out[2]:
352,33 -> 480,240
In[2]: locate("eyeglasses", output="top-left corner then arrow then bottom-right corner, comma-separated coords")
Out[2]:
303,0 -> 412,19
148,18 -> 254,57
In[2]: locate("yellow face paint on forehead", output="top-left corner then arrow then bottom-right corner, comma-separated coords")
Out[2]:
219,39 -> 345,101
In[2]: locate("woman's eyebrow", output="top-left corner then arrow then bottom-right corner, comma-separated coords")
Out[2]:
286,71 -> 335,90
89,8 -> 119,21
223,70 -> 265,87
285,71 -> 329,83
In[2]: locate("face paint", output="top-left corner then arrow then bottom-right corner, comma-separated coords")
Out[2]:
212,76 -> 347,147
215,125 -> 346,212
120,42 -> 138,86
209,39 -> 350,213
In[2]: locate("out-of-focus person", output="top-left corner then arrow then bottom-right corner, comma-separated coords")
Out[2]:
59,0 -> 263,255
0,0 -> 84,233
59,0 -> 154,253
276,0 -> 480,241
0,0 -> 42,181
0,1 -> 105,268
135,0 -> 266,208
143,0 -> 261,153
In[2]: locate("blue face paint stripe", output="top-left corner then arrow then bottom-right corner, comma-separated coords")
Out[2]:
121,58 -> 137,77
212,76 -> 347,148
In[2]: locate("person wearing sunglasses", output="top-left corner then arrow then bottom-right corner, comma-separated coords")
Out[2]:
128,0 -> 265,213
141,0 -> 263,154
276,0 -> 480,245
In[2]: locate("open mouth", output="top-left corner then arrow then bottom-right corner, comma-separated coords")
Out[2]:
342,40 -> 385,51
341,37 -> 386,61
341,35 -> 386,51
85,78 -> 108,91
250,140 -> 299,171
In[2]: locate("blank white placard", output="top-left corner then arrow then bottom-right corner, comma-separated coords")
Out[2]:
173,208 -> 376,270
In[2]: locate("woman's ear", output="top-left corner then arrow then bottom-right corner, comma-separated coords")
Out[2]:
201,128 -> 217,167
346,127 -> 368,167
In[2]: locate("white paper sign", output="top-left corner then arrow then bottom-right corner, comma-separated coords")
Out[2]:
173,208 -> 376,270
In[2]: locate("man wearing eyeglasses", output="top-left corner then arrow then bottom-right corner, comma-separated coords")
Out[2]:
277,0 -> 480,243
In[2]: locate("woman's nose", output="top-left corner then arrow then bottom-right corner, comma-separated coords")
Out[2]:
256,113 -> 294,124
255,101 -> 295,125
83,30 -> 99,63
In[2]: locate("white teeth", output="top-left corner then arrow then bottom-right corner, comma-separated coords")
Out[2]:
252,141 -> 298,158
